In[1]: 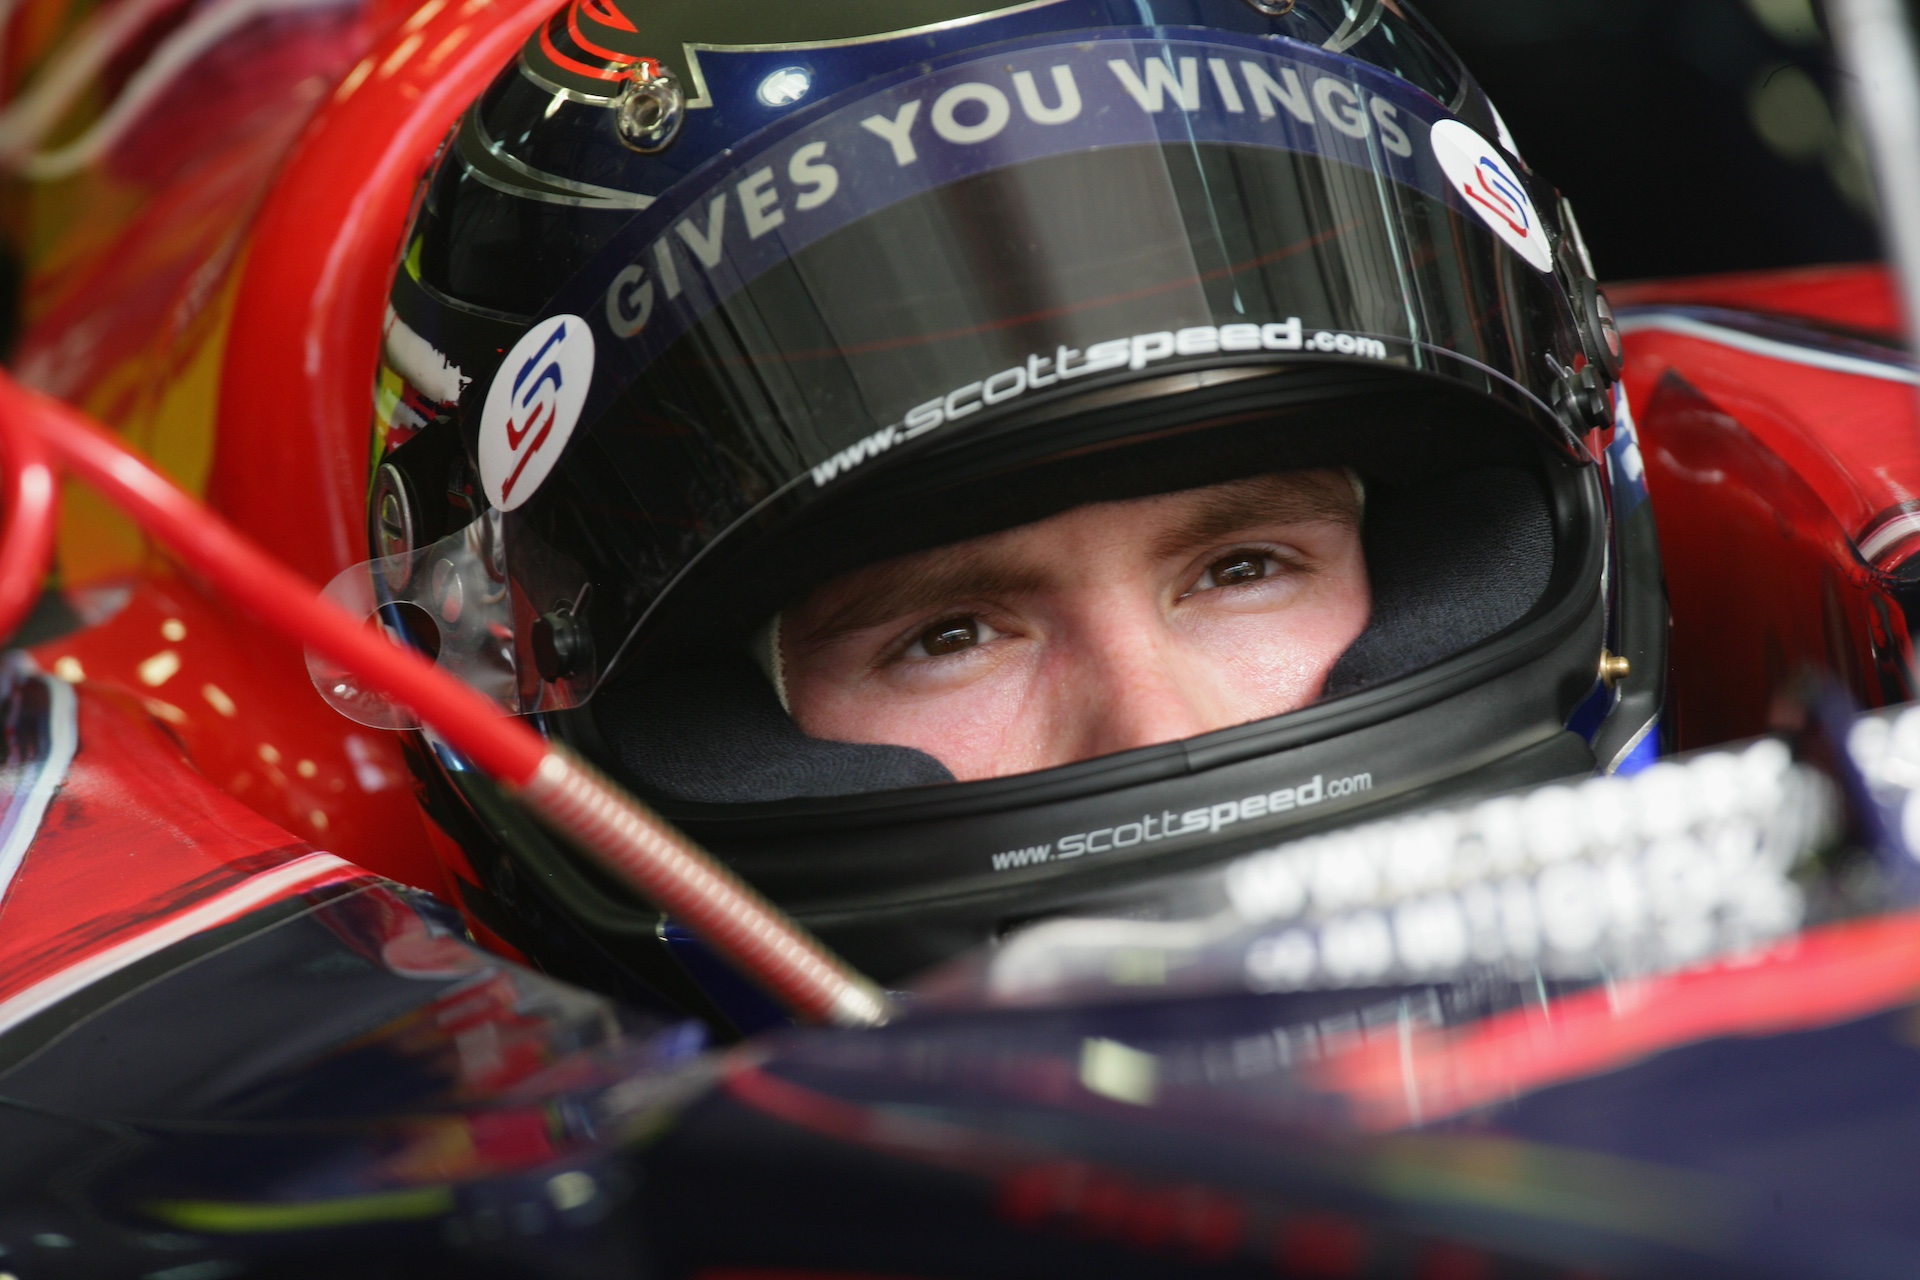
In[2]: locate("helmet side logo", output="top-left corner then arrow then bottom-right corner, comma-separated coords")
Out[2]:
527,0 -> 660,102
480,315 -> 594,511
1429,119 -> 1552,273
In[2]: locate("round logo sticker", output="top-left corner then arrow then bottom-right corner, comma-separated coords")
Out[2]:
479,314 -> 595,511
1429,119 -> 1553,274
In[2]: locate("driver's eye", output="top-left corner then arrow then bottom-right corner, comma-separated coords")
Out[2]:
1205,553 -> 1271,589
914,617 -> 981,657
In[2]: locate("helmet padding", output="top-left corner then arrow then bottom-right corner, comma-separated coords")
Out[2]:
598,465 -> 1553,804
1325,466 -> 1553,695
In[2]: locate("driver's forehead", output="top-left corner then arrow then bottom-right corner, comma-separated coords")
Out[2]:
794,470 -> 1359,613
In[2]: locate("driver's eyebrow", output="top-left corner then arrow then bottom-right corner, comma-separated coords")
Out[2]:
790,551 -> 1047,650
1149,474 -> 1359,562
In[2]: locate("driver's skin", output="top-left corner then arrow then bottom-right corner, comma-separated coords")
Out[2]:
778,470 -> 1371,782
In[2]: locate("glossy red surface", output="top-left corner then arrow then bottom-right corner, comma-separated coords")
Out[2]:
0,680 -> 367,1006
1618,273 -> 1920,748
30,569 -> 446,891
1612,262 -> 1901,337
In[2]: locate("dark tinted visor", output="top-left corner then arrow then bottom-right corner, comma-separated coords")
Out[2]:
328,27 -> 1584,721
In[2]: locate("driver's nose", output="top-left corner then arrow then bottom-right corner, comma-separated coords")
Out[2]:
1051,604 -> 1219,764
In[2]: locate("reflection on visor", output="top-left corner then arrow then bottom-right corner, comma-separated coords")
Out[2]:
309,513 -> 584,725
1325,0 -> 1387,54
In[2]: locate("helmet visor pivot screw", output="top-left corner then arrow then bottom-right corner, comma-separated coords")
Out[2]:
617,67 -> 685,153
533,612 -> 585,681
534,586 -> 593,682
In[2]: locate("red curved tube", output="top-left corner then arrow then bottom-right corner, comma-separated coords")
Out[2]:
0,381 -> 57,642
16,383 -> 548,784
0,374 -> 888,1028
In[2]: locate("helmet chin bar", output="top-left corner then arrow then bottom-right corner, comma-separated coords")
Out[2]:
0,372 -> 891,1030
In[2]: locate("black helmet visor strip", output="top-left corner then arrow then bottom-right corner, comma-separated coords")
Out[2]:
320,26 -> 1591,725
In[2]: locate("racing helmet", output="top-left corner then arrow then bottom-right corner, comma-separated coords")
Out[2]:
345,0 -> 1668,1015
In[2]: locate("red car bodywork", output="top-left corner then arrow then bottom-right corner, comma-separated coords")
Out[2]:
1615,266 -> 1920,748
